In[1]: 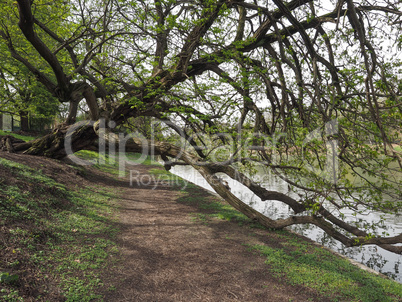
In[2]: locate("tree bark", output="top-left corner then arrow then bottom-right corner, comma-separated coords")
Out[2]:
19,111 -> 29,132
1,123 -> 97,159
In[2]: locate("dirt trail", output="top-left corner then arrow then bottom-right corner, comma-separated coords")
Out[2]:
97,165 -> 330,302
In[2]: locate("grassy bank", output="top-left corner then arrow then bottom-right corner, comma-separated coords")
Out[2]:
0,152 -> 121,301
0,130 -> 36,142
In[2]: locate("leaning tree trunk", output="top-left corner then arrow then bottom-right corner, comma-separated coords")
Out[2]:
1,123 -> 401,255
99,132 -> 402,255
0,122 -> 97,159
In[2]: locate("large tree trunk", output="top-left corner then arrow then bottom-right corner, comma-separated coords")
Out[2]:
0,122 -> 97,159
19,111 -> 29,132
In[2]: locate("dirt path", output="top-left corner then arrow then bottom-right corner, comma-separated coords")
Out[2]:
96,165 -> 330,302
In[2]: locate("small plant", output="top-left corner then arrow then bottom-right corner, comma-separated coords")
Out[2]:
0,272 -> 19,285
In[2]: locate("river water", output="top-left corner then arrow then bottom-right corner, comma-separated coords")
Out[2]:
170,165 -> 402,283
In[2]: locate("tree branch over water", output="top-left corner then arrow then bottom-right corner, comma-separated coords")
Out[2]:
0,0 -> 401,254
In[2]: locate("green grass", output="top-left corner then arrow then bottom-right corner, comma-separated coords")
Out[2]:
74,150 -> 160,176
248,240 -> 402,301
0,130 -> 36,142
0,157 -> 120,301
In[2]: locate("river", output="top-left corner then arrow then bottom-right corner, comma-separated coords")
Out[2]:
169,165 -> 402,283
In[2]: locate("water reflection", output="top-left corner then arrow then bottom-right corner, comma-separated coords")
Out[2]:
170,165 -> 402,283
